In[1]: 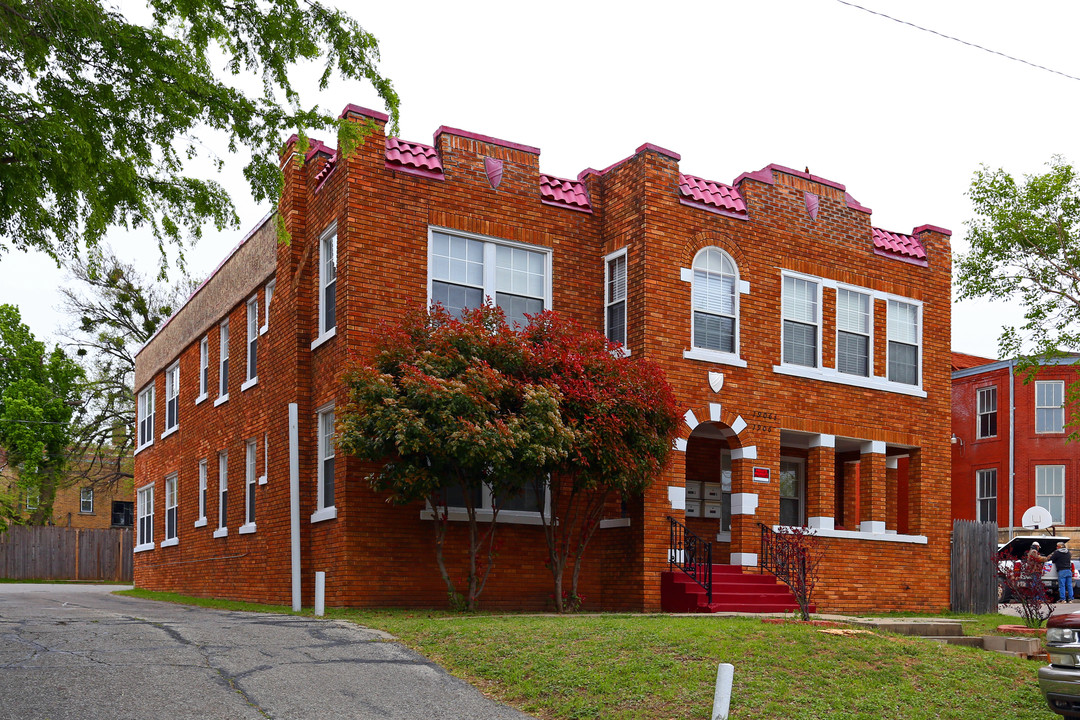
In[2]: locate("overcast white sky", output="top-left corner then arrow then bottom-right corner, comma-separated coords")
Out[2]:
5,0 -> 1079,358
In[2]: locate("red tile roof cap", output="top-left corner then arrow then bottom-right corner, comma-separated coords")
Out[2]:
385,137 -> 444,179
914,223 -> 952,237
540,174 -> 592,213
872,227 -> 928,265
679,174 -> 747,217
635,142 -> 681,162
338,103 -> 390,123
433,126 -> 540,155
734,163 -> 847,192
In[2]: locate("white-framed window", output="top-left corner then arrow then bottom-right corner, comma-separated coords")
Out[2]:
197,336 -> 209,402
136,484 -> 154,551
25,491 -> 38,510
163,361 -> 179,434
437,481 -> 550,519
259,432 -> 268,485
428,228 -> 551,329
137,384 -> 155,450
195,458 -> 208,527
1036,380 -> 1065,434
243,439 -> 257,531
605,248 -> 627,348
1036,465 -> 1065,524
163,473 -> 178,545
312,405 -> 336,522
244,295 -> 258,386
887,299 -> 920,386
779,458 -> 805,527
319,226 -> 337,338
261,279 -> 275,335
217,320 -> 230,403
977,386 -> 998,439
782,274 -> 820,368
80,487 -> 93,514
690,247 -> 739,355
836,288 -> 871,377
976,468 -> 997,523
215,451 -> 228,536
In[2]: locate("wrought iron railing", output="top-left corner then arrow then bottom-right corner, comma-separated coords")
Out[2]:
759,522 -> 806,578
668,516 -> 712,604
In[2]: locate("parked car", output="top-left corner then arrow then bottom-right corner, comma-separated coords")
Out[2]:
1040,611 -> 1080,718
998,535 -> 1079,603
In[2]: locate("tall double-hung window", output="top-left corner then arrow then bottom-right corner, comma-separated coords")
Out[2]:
216,451 -> 228,536
691,248 -> 738,354
319,227 -> 337,337
976,468 -> 997,523
164,362 -> 179,434
312,405 -> 336,523
1036,465 -> 1065,524
245,296 -> 258,386
198,336 -> 209,402
977,386 -> 998,439
217,320 -> 229,401
836,288 -> 871,376
429,229 -> 549,328
887,300 -> 920,385
137,385 -> 155,450
243,439 -> 257,530
163,473 -> 178,545
782,275 -> 819,367
605,249 -> 627,347
1036,381 -> 1065,434
136,484 -> 154,551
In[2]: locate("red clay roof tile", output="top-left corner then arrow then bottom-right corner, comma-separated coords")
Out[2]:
540,174 -> 591,213
873,227 -> 927,265
385,137 -> 444,179
679,174 -> 747,218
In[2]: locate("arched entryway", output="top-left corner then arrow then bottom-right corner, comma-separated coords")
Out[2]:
683,421 -> 741,561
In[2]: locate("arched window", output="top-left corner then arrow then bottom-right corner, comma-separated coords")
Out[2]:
691,248 -> 738,354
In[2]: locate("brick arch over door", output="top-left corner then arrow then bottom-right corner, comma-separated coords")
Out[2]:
674,400 -> 760,455
681,231 -> 748,270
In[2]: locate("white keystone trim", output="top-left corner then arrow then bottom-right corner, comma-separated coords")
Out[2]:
683,409 -> 699,430
739,280 -> 750,294
674,437 -> 688,452
680,267 -> 693,282
807,516 -> 835,530
731,552 -> 758,567
730,416 -> 747,435
668,486 -> 686,510
731,492 -> 758,515
861,440 -> 886,455
709,403 -> 723,422
731,445 -> 757,460
809,434 -> 835,449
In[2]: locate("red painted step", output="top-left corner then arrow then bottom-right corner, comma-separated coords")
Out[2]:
661,564 -> 816,614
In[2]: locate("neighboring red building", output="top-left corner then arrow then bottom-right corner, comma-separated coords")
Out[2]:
132,105 -> 953,614
952,352 -> 1080,538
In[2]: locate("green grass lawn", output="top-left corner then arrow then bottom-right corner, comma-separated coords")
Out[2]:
117,590 -> 1048,719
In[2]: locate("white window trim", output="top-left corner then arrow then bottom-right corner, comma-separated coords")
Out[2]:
310,326 -> 337,351
834,283 -> 874,378
1036,380 -> 1066,434
163,361 -> 180,435
1036,464 -> 1066,524
80,487 -> 93,514
682,348 -> 748,368
315,223 -> 338,345
976,468 -> 997,523
245,295 -> 258,384
260,279 -> 275,335
217,450 -> 228,533
886,297 -> 923,387
239,522 -> 256,534
195,458 -> 208,527
688,247 -> 742,360
163,473 -> 178,545
419,483 -> 553,526
218,319 -> 230,402
245,438 -> 257,526
135,483 -> 155,553
240,377 -> 258,391
136,384 -> 155,453
212,526 -> 228,539
425,225 -> 554,321
258,433 -> 268,485
312,403 -> 336,523
604,247 -> 629,354
976,386 -> 998,439
780,270 -> 823,371
196,336 -> 209,404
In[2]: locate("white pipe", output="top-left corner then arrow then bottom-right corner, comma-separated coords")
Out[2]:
712,663 -> 734,720
1008,359 -> 1016,541
314,571 -> 325,617
289,402 -> 301,611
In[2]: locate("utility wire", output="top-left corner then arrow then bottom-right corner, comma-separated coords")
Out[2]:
835,0 -> 1080,83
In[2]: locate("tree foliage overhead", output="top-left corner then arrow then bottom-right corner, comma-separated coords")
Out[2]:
0,0 -> 399,267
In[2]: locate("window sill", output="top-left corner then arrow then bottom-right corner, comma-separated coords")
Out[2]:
213,527 -> 228,539
134,542 -> 155,553
161,425 -> 178,439
682,348 -> 748,368
214,394 -> 229,407
598,517 -> 630,529
134,441 -> 153,456
195,393 -> 208,406
259,324 -> 268,336
78,511 -> 94,516
311,327 -> 337,351
420,508 -> 550,526
258,475 -> 267,486
160,537 -> 178,548
310,506 -> 337,523
241,377 -> 258,392
774,524 -> 927,544
771,364 -> 927,398
194,517 -> 207,528
238,522 -> 256,535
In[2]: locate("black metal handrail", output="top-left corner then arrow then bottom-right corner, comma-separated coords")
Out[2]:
668,516 -> 712,604
759,522 -> 806,579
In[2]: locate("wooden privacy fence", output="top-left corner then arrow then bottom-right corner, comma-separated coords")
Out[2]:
950,519 -> 997,614
0,526 -> 133,582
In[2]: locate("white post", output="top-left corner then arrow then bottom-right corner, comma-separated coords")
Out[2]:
289,403 -> 300,612
314,571 -> 325,617
712,663 -> 734,720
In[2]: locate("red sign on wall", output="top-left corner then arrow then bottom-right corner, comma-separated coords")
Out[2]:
752,467 -> 770,483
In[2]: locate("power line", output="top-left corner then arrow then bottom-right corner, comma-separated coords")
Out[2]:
835,0 -> 1080,83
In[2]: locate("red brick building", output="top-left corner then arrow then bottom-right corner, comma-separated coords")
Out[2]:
952,352 -> 1080,540
133,105 -> 953,613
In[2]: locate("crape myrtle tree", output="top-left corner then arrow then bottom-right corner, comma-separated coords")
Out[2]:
339,306 -> 572,611
0,0 -> 398,269
0,305 -> 84,528
956,157 -> 1080,432
521,313 -> 679,613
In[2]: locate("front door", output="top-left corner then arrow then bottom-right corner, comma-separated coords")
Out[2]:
779,458 -> 805,527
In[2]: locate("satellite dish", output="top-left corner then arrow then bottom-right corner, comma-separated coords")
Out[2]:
1022,506 -> 1055,530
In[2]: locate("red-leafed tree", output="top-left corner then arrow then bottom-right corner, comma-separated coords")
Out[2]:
521,313 -> 679,613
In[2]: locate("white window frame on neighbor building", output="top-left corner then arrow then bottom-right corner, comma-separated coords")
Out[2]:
781,272 -> 821,369
163,361 -> 179,437
195,458 -> 208,527
977,386 -> 998,439
25,491 -> 38,510
136,384 -> 155,452
240,439 -> 257,534
311,404 -> 337,523
196,335 -> 209,404
1036,464 -> 1065,524
836,287 -> 871,377
887,299 -> 921,386
162,473 -> 178,547
241,295 -> 258,391
605,247 -> 628,351
215,319 -> 230,406
313,224 -> 337,348
260,279 -> 275,335
426,227 -> 552,330
214,451 -> 228,538
135,484 -> 154,552
1036,380 -> 1065,434
976,468 -> 997,523
80,487 -> 93,514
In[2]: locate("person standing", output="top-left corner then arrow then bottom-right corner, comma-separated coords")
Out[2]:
1051,541 -> 1074,603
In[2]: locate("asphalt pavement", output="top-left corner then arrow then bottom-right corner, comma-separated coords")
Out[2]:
0,583 -> 534,720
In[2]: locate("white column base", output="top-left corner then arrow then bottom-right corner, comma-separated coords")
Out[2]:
731,552 -> 758,567
807,516 -> 835,531
730,493 -> 759,515
860,520 -> 886,534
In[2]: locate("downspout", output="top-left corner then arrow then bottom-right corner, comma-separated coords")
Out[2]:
290,402 -> 301,611
1008,358 -> 1016,541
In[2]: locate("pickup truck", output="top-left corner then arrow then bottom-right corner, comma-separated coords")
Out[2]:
998,535 -> 1079,603
1041,611 -> 1080,718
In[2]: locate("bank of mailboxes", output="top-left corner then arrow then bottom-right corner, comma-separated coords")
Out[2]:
684,482 -> 723,518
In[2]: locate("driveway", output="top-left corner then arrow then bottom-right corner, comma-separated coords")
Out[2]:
0,584 -> 533,720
